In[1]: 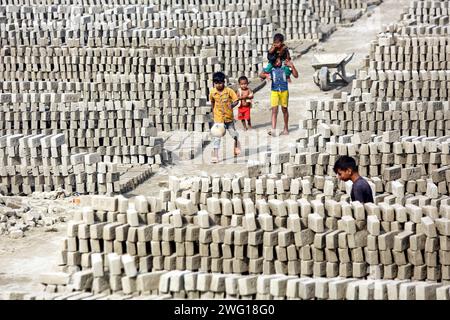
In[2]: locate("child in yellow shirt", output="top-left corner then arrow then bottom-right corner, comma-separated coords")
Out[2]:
209,72 -> 242,163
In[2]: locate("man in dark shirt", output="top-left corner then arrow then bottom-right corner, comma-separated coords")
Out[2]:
333,156 -> 374,203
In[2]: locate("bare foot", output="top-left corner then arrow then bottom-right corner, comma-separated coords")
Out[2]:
281,130 -> 289,135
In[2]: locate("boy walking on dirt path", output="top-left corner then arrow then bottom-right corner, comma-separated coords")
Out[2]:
209,72 -> 241,163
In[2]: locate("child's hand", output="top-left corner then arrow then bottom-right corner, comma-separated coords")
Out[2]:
231,101 -> 239,108
273,42 -> 282,49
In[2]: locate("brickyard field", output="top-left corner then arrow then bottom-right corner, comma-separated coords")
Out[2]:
2,0 -> 450,301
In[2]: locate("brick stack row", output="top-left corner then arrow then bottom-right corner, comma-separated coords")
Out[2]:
38,271 -> 450,300
0,98 -> 166,163
50,191 -> 450,297
0,133 -> 121,195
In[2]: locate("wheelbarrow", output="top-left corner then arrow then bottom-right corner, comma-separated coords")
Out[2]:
312,52 -> 355,91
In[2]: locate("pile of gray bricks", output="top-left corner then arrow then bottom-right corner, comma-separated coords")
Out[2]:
0,133 -> 122,195
348,0 -> 450,102
36,189 -> 450,299
337,0 -> 370,10
353,35 -> 450,101
150,0 -> 382,41
267,0 -> 325,41
148,9 -> 272,64
304,1 -> 450,136
0,47 -> 218,132
0,99 -> 166,162
309,0 -> 342,25
301,97 -> 450,137
0,0 -> 377,137
36,271 -> 450,300
401,0 -> 450,25
292,129 -> 449,175
240,132 -> 450,205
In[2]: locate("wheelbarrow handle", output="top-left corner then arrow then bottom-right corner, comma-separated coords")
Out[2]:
342,52 -> 355,65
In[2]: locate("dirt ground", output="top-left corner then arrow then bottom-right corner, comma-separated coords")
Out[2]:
0,0 -> 410,295
0,228 -> 66,294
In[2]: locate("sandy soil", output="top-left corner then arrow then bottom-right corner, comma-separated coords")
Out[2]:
0,228 -> 66,293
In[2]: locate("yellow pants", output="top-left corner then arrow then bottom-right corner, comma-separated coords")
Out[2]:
271,90 -> 289,108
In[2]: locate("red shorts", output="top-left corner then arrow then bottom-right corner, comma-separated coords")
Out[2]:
237,106 -> 251,120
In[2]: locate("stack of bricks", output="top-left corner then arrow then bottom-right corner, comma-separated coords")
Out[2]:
0,96 -> 166,162
309,0 -> 342,25
38,271 -> 450,300
0,133 -> 123,195
151,0 -> 349,41
299,0 -> 450,191
0,48 -> 219,133
0,4 -> 261,79
52,190 -> 450,297
115,165 -> 156,194
257,130 -> 450,200
401,0 -> 450,25
266,0 -> 325,41
174,146 -> 450,203
189,5 -> 275,59
149,8 -> 273,61
0,3 -> 157,47
209,33 -> 263,81
0,0 -> 379,135
302,96 -> 450,137
350,0 -> 450,102
258,0 -> 341,35
0,50 -> 215,106
353,35 -> 450,101
302,0 -> 450,141
0,5 -> 257,133
337,0 -> 370,10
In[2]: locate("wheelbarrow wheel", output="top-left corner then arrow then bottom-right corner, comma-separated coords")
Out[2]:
319,67 -> 329,91
313,70 -> 320,86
